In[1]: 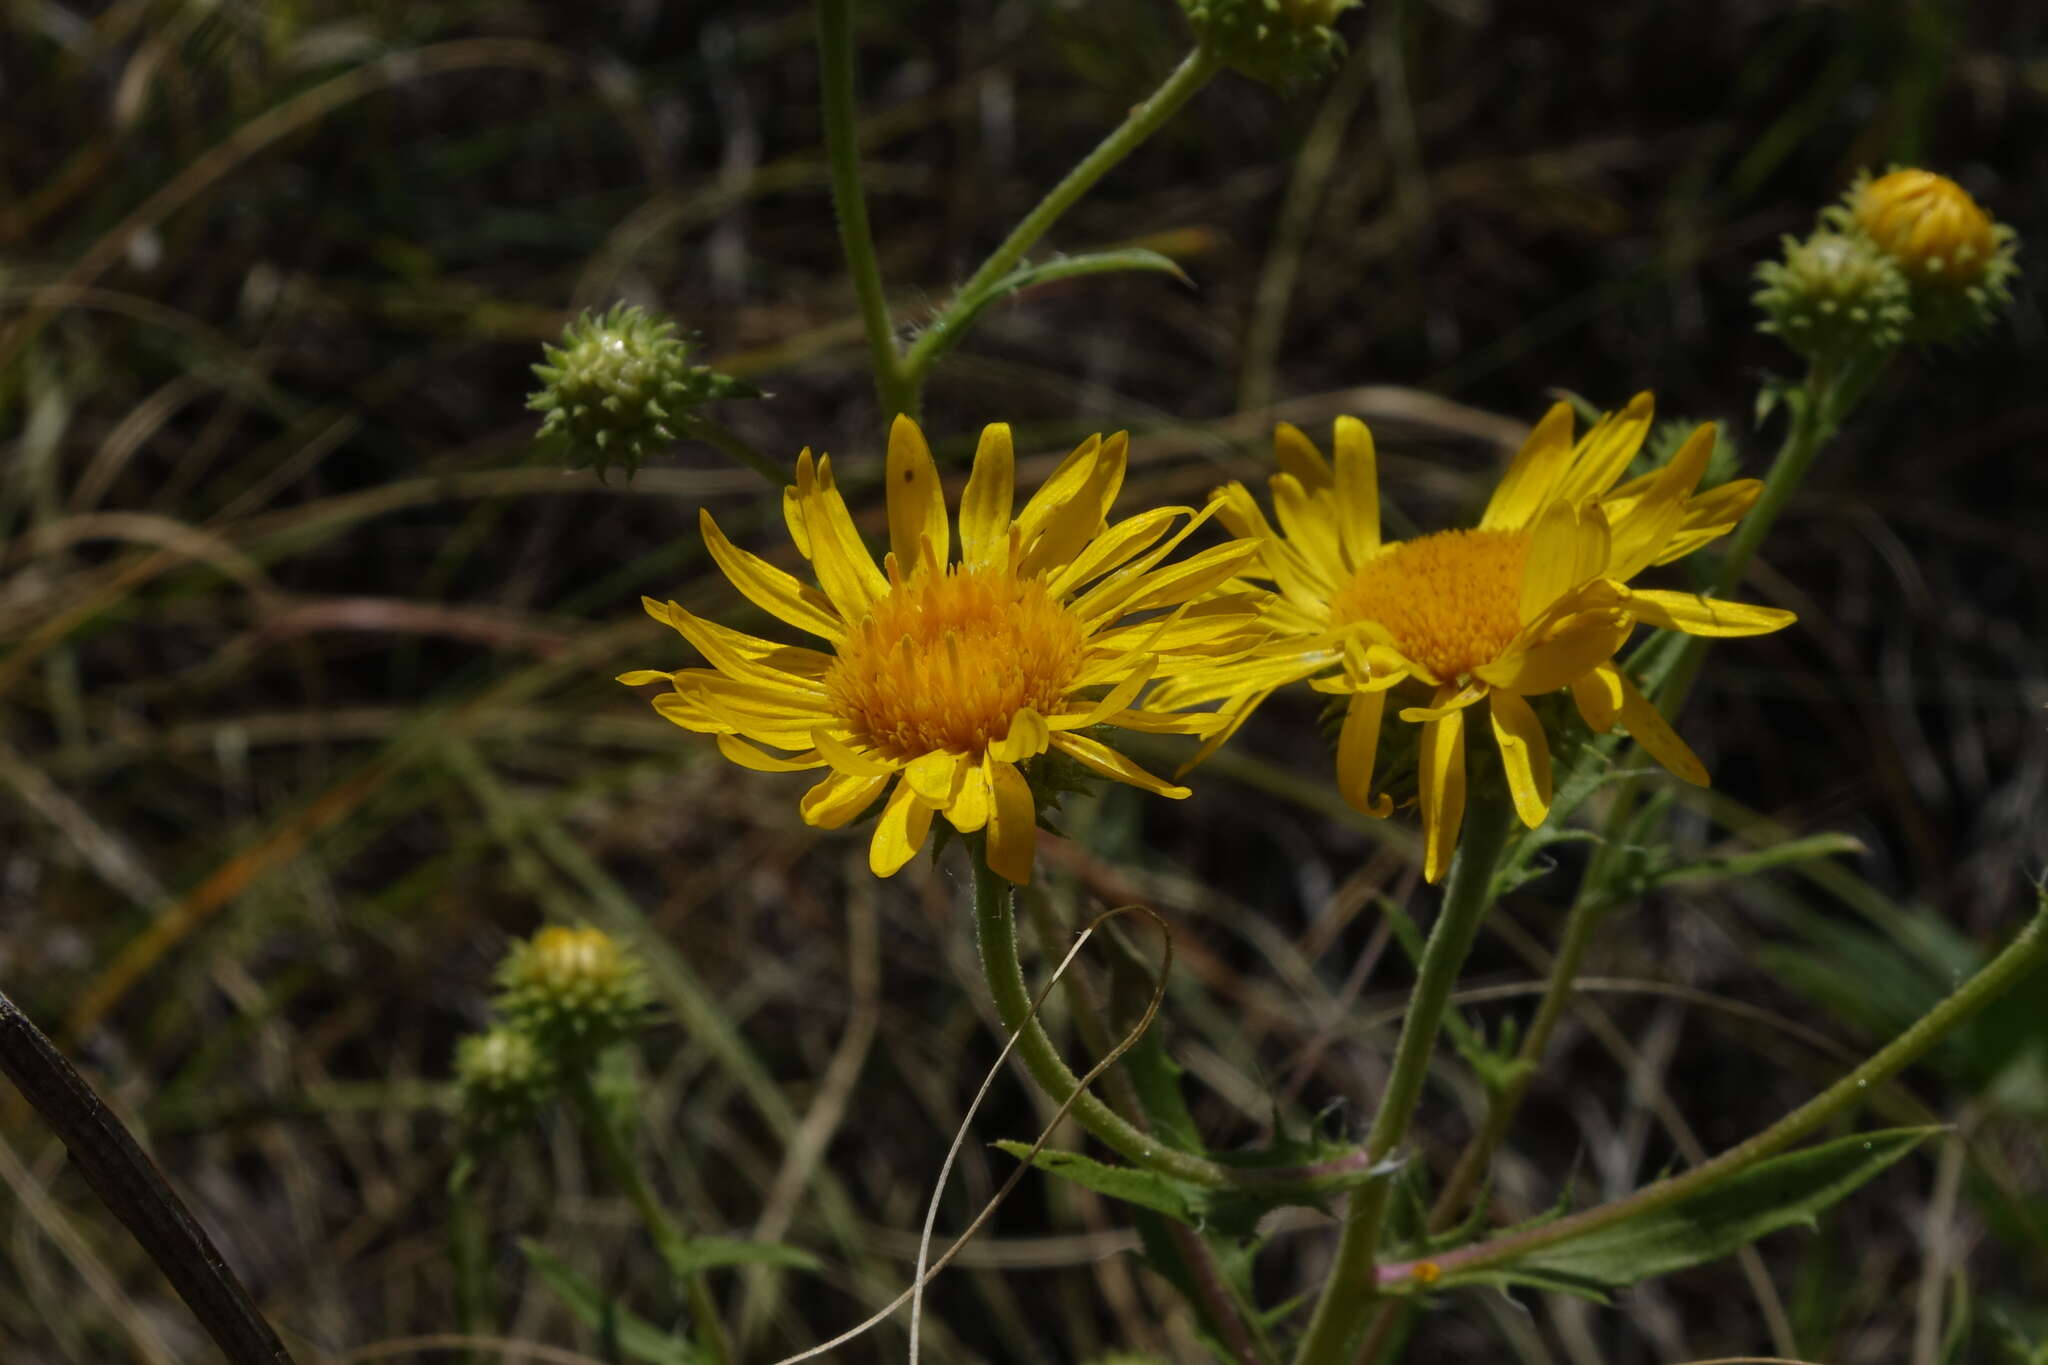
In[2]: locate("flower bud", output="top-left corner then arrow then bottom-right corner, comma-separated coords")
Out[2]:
1752,230 -> 1911,362
1181,0 -> 1358,86
1833,169 -> 2019,344
527,304 -> 756,479
493,925 -> 653,1055
454,1026 -> 555,1139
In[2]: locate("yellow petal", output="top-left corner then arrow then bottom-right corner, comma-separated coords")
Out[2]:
658,601 -> 833,693
1398,684 -> 1485,723
1604,422 -> 1715,580
1488,689 -> 1552,829
1014,434 -> 1102,548
1110,539 -> 1262,617
1272,420 -> 1333,490
1331,415 -> 1380,566
1480,401 -> 1576,530
1067,498 -> 1230,624
1552,391 -> 1654,506
1049,731 -> 1189,799
1614,668 -> 1708,786
699,507 -> 844,643
1021,432 -> 1128,578
1336,688 -> 1393,817
870,778 -> 934,877
958,422 -> 1015,569
945,762 -> 992,832
904,748 -> 968,804
990,706 -> 1051,763
1570,666 -> 1622,733
1093,707 -> 1227,736
800,770 -> 889,829
1474,610 -> 1631,695
801,453 -> 888,617
1625,589 -> 1796,637
886,414 -> 949,569
1045,506 -> 1185,599
812,728 -> 898,779
1518,501 -> 1611,625
1270,472 -> 1343,579
1419,702 -> 1467,885
984,758 -> 1038,884
715,734 -> 826,773
617,669 -> 670,687
1053,654 -> 1158,731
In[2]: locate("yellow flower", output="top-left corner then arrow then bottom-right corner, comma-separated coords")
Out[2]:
1851,169 -> 1998,285
624,416 -> 1266,884
1153,395 -> 1796,882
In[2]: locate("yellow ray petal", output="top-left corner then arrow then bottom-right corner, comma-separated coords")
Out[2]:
1045,506 -> 1185,599
812,728 -> 898,779
699,507 -> 845,643
1624,589 -> 1797,637
870,778 -> 934,877
800,770 -> 890,829
657,601 -> 833,693
1614,668 -> 1708,786
1418,701 -> 1467,884
904,748 -> 969,804
1172,685 -> 1273,775
1110,539 -> 1261,617
1272,420 -> 1333,490
800,453 -> 887,616
1270,472 -> 1343,579
1553,391 -> 1654,506
886,414 -> 949,569
1336,688 -> 1393,817
984,758 -> 1038,884
1052,654 -> 1158,731
989,706 -> 1051,763
1093,708 -> 1228,736
1604,422 -> 1716,580
1475,610 -> 1631,695
643,598 -> 835,678
1013,434 -> 1102,547
1021,432 -> 1128,578
1518,501 -> 1611,625
1049,731 -> 1189,799
650,689 -> 722,733
1488,689 -> 1553,829
958,422 -> 1015,569
782,481 -> 811,560
1331,415 -> 1380,566
1398,684 -> 1485,723
1480,401 -> 1577,530
716,734 -> 826,773
1570,666 -> 1622,733
945,761 -> 992,832
617,669 -> 670,687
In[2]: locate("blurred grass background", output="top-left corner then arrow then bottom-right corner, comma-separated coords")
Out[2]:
2,2 -> 2045,1362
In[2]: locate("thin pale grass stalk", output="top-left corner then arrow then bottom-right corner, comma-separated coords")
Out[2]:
0,986 -> 298,1365
1289,783 -> 1519,1365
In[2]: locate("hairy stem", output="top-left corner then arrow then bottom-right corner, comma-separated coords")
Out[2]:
1289,785 -> 1518,1365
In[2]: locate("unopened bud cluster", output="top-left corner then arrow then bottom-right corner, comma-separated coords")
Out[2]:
451,924 -> 652,1141
1757,168 -> 2018,359
528,304 -> 756,479
1181,0 -> 1357,86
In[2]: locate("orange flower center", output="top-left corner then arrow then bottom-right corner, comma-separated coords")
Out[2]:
1327,528 -> 1530,681
824,566 -> 1085,760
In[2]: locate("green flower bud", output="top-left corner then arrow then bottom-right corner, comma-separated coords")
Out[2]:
454,1026 -> 556,1140
527,304 -> 757,480
1829,168 -> 2020,345
1753,229 -> 1911,363
1181,0 -> 1358,87
493,925 -> 653,1056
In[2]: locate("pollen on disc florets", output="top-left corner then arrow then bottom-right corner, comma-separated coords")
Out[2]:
1327,529 -> 1531,682
825,566 -> 1086,761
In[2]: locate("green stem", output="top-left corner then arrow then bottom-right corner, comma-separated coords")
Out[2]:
898,45 -> 1224,395
816,0 -> 910,419
681,416 -> 786,488
971,852 -> 1233,1187
564,1069 -> 732,1365
1394,893 -> 2048,1285
447,1155 -> 492,1365
1289,784 -> 1519,1365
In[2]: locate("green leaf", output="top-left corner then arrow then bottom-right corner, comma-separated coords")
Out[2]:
945,249 -> 1191,338
518,1238 -> 706,1365
994,1142 -> 1205,1223
1450,1127 -> 1937,1294
657,1236 -> 822,1276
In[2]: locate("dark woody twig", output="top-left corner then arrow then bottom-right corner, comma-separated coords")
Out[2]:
0,985 -> 296,1365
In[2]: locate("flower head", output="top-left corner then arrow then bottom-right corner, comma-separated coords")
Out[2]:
1832,169 -> 2019,343
1182,0 -> 1356,86
454,1026 -> 555,1139
1754,229 -> 1911,362
1154,397 -> 1796,881
624,416 -> 1266,884
494,925 -> 652,1054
